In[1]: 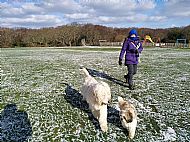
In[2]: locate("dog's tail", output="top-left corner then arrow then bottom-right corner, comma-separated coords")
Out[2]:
80,67 -> 90,77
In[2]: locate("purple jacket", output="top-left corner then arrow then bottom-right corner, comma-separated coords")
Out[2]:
119,38 -> 143,65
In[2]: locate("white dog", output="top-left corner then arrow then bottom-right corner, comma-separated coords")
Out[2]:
118,96 -> 137,139
80,68 -> 111,132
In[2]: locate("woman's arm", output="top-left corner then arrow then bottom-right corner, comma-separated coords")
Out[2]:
119,38 -> 128,60
138,42 -> 143,53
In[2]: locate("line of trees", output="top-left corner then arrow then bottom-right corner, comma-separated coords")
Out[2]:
0,24 -> 189,48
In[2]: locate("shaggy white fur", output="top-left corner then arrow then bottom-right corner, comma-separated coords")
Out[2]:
118,96 -> 137,139
80,68 -> 111,132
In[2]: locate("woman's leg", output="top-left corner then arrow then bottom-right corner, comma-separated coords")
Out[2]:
124,74 -> 128,83
133,64 -> 137,75
127,64 -> 137,90
127,64 -> 134,86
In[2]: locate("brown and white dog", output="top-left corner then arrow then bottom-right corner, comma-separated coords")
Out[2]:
80,68 -> 111,132
118,96 -> 137,139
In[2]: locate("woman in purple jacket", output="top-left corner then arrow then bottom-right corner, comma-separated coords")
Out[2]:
119,29 -> 143,90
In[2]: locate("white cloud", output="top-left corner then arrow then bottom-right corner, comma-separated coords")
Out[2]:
41,0 -> 82,13
0,0 -> 189,28
0,15 -> 63,28
174,11 -> 190,17
171,24 -> 176,27
98,16 -> 116,23
149,16 -> 167,21
65,13 -> 90,20
164,0 -> 190,17
136,0 -> 156,10
79,0 -> 156,16
0,3 -> 24,17
21,3 -> 44,14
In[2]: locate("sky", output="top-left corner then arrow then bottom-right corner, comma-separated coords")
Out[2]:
0,0 -> 190,29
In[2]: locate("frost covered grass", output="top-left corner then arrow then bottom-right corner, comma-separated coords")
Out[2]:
1,47 -> 190,142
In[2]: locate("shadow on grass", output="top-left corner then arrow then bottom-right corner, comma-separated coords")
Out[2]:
0,104 -> 32,142
63,83 -> 126,133
86,68 -> 128,87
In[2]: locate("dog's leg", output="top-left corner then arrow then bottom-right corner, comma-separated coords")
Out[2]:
98,105 -> 108,132
128,119 -> 137,139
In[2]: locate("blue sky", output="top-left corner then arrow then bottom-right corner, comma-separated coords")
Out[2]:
0,0 -> 190,29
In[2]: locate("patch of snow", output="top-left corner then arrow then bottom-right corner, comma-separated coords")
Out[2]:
162,127 -> 177,141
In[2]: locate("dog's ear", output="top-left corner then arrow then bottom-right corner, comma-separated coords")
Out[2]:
118,96 -> 124,103
79,67 -> 90,77
93,88 -> 109,105
127,111 -> 134,123
93,89 -> 102,105
118,96 -> 125,107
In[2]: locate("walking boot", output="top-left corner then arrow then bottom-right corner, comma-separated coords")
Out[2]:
124,75 -> 128,83
129,84 -> 135,90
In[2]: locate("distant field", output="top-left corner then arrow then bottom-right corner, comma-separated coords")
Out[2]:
1,47 -> 190,142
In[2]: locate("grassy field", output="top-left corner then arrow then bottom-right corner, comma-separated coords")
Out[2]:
1,47 -> 190,142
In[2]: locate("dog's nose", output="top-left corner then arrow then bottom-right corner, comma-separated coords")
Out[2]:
120,116 -> 123,120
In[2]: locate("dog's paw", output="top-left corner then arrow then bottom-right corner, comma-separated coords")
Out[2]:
100,124 -> 108,132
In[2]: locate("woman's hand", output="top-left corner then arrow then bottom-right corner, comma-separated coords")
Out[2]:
119,59 -> 122,65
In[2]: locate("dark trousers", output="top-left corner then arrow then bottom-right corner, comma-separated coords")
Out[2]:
126,64 -> 137,86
